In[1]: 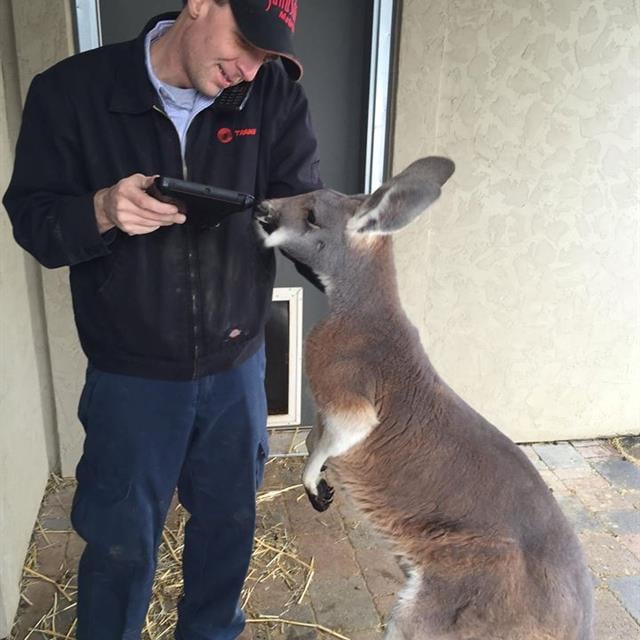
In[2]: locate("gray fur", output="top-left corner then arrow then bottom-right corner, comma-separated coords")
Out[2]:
255,156 -> 593,640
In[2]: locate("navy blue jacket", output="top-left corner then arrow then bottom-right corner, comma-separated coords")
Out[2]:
3,14 -> 322,380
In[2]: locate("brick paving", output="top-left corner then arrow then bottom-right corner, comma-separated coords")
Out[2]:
7,439 -> 640,640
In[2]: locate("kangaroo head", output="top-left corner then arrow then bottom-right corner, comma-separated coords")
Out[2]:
255,156 -> 455,282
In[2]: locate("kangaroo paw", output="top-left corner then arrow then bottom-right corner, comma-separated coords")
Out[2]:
306,479 -> 334,512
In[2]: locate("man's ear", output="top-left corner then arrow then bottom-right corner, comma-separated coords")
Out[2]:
185,0 -> 206,19
348,156 -> 455,235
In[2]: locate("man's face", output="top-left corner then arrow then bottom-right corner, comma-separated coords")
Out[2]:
182,0 -> 276,97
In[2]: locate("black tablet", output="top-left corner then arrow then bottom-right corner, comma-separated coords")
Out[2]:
148,176 -> 255,227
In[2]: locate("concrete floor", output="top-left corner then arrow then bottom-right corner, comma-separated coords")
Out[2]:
7,439 -> 640,640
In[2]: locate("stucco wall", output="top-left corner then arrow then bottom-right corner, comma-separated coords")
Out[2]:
0,60 -> 53,640
0,13 -> 52,640
393,0 -> 640,441
0,0 -> 73,633
10,1 -> 83,480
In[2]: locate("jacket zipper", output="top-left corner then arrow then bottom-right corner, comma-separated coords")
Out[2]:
153,105 -> 200,378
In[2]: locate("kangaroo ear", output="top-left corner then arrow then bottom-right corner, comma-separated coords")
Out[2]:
348,156 -> 455,235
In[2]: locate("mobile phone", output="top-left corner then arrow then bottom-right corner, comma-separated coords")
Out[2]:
212,81 -> 254,111
148,176 -> 255,227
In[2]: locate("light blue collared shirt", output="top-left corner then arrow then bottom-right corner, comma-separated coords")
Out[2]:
144,20 -> 220,159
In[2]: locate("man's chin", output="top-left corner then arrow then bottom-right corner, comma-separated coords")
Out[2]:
192,77 -> 223,98
199,84 -> 224,98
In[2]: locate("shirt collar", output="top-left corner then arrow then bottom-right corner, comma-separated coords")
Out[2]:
108,12 -> 218,115
108,13 -> 178,114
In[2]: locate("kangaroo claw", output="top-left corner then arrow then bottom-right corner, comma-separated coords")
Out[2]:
306,478 -> 334,512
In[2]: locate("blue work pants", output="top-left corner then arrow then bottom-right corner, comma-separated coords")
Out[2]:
70,348 -> 268,640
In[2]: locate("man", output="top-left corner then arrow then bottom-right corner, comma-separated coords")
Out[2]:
3,0 -> 320,638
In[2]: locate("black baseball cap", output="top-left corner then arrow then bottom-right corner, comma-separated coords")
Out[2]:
228,0 -> 303,81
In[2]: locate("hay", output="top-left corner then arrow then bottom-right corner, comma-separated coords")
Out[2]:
246,618 -> 350,640
22,568 -> 73,603
140,496 -> 319,638
12,470 -> 347,640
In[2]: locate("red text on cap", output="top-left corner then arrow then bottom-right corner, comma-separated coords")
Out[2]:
265,0 -> 298,33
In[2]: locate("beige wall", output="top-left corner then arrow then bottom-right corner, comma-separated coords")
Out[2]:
0,60 -> 53,639
10,1 -> 83,480
0,0 -> 73,634
393,0 -> 640,441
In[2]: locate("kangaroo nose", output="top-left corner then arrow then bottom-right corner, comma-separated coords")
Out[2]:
254,202 -> 270,217
254,201 -> 278,233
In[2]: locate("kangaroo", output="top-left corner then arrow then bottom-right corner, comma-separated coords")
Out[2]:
255,157 -> 594,640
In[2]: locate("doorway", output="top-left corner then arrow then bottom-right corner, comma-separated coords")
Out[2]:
74,0 -> 396,440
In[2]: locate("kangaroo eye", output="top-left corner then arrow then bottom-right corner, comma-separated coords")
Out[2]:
306,210 -> 320,229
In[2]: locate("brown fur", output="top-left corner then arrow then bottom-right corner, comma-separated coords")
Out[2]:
258,157 -> 594,640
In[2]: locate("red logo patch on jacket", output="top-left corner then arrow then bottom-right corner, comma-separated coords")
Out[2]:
217,128 -> 234,144
217,128 -> 257,144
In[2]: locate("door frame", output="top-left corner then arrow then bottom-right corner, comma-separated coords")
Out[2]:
267,287 -> 304,428
73,0 -> 396,190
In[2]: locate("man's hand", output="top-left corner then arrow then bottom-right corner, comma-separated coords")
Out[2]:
94,174 -> 186,235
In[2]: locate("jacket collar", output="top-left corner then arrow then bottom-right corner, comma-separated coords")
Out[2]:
109,12 -> 180,114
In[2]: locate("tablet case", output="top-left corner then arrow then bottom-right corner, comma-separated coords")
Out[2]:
149,177 -> 256,228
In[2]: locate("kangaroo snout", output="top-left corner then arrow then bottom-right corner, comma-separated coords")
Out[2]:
254,201 -> 279,234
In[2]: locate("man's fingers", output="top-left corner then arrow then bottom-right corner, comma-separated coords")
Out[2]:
142,194 -> 183,216
123,174 -> 182,215
107,174 -> 187,234
126,224 -> 161,236
116,205 -> 186,231
130,188 -> 182,216
130,173 -> 159,190
137,207 -> 187,224
120,189 -> 187,220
